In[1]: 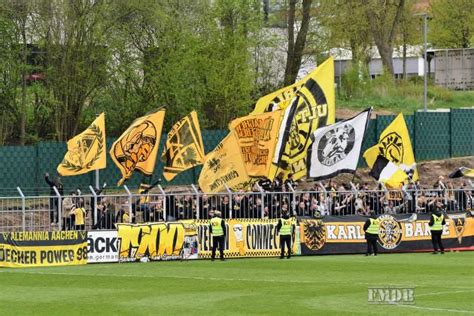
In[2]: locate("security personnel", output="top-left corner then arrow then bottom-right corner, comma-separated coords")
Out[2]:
276,211 -> 293,259
429,201 -> 446,254
363,212 -> 379,256
210,210 -> 226,261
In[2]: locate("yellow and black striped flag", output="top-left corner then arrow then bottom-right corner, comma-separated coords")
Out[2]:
161,111 -> 205,181
251,57 -> 336,180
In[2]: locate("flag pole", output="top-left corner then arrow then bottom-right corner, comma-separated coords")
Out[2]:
95,112 -> 100,190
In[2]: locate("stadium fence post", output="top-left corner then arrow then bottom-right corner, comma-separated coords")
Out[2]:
89,185 -> 98,226
191,184 -> 200,220
287,183 -> 296,216
225,185 -> 233,219
17,187 -> 25,231
255,183 -> 265,219
158,185 -> 166,221
123,185 -> 133,224
53,186 -> 62,231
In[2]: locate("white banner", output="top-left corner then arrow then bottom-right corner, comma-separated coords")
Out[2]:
87,231 -> 119,263
307,108 -> 371,180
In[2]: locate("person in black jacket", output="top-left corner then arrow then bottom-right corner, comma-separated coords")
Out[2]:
429,201 -> 446,254
209,211 -> 226,261
276,211 -> 294,259
45,172 -> 64,225
363,212 -> 380,256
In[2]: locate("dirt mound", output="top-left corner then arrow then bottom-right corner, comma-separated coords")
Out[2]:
336,108 -> 394,120
308,156 -> 474,189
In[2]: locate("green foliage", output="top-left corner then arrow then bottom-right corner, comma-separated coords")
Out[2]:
429,0 -> 474,48
338,80 -> 472,113
0,0 -> 471,145
339,63 -> 372,99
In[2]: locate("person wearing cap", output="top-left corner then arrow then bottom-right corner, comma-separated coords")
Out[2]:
276,211 -> 294,259
363,212 -> 380,256
210,210 -> 226,261
429,200 -> 446,254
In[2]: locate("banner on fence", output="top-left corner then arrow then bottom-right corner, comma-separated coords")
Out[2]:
116,222 -> 198,262
299,214 -> 474,255
87,231 -> 119,263
193,218 -> 300,259
0,231 -> 88,268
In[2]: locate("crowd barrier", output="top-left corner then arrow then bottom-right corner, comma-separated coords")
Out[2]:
2,214 -> 472,268
0,187 -> 473,233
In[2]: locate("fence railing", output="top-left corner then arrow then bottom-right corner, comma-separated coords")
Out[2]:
0,186 -> 472,232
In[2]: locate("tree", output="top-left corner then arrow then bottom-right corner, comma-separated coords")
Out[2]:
397,0 -> 421,79
0,0 -> 35,145
363,0 -> 406,75
429,0 -> 474,48
284,0 -> 313,85
320,0 -> 372,65
34,0 -> 110,141
0,11 -> 19,145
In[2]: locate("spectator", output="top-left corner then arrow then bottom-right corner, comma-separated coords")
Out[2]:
70,205 -> 86,231
284,173 -> 297,191
45,172 -> 64,225
62,192 -> 75,230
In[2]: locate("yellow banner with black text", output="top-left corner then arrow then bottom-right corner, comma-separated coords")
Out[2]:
0,231 -> 88,268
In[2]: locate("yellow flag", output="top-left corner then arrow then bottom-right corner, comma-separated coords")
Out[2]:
363,113 -> 418,184
110,108 -> 166,185
57,113 -> 106,176
161,111 -> 205,181
229,111 -> 281,177
198,133 -> 253,193
252,57 -> 336,180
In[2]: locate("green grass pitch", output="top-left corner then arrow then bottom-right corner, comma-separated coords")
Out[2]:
0,252 -> 473,315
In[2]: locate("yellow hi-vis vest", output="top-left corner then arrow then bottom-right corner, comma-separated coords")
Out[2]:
280,218 -> 292,236
430,214 -> 444,231
366,218 -> 380,235
211,217 -> 224,236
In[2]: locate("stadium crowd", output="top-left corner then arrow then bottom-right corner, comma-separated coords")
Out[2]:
52,174 -> 474,230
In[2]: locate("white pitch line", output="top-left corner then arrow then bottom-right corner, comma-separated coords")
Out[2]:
417,289 -> 474,297
0,270 -> 405,287
1,270 -> 472,292
394,304 -> 474,314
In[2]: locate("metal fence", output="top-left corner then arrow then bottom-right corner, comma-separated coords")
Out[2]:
0,186 -> 472,233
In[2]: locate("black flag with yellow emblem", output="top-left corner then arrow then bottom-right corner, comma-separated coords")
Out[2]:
57,113 -> 106,176
161,111 -> 205,181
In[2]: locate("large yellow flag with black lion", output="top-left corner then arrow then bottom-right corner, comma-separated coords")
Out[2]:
161,111 -> 205,181
57,113 -> 106,176
110,108 -> 166,186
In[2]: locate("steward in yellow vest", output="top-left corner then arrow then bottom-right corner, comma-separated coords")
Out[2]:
276,212 -> 293,259
209,210 -> 226,261
429,202 -> 446,254
363,212 -> 380,256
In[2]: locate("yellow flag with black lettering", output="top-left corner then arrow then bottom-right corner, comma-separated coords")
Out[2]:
198,133 -> 253,193
252,57 -> 336,180
364,113 -> 418,187
57,113 -> 106,176
110,108 -> 166,186
229,111 -> 281,177
161,111 -> 205,181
